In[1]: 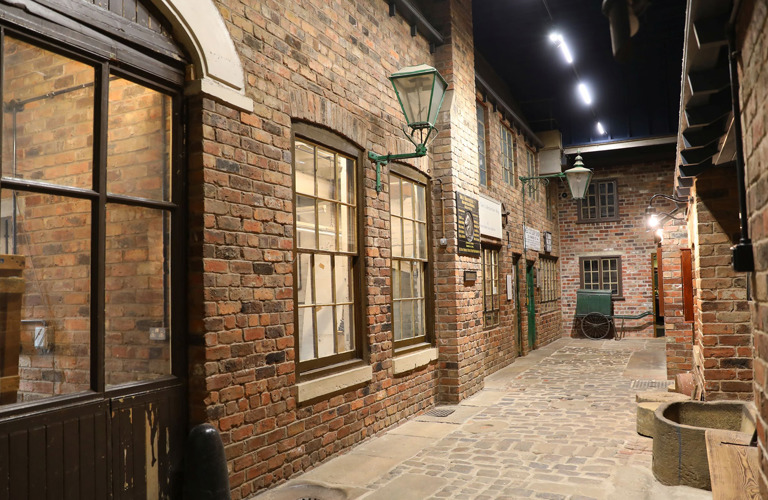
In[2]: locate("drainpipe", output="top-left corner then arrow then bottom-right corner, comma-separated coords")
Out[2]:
727,0 -> 753,272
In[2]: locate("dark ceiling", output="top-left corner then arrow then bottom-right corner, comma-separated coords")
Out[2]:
472,0 -> 686,148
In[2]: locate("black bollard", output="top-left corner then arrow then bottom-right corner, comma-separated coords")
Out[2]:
183,424 -> 231,500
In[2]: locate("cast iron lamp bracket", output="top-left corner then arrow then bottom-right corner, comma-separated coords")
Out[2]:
644,194 -> 688,229
368,64 -> 448,193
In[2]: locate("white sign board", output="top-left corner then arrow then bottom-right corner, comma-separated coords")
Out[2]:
506,274 -> 513,302
478,194 -> 502,239
524,225 -> 541,252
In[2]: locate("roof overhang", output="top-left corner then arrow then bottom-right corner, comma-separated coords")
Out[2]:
674,0 -> 735,198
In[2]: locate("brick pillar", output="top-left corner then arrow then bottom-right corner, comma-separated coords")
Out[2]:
661,219 -> 693,379
690,168 -> 753,401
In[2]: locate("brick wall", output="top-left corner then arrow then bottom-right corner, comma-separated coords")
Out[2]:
185,1 -> 460,496
738,0 -> 768,493
559,158 -> 674,338
690,167 -> 753,400
659,219 -> 693,378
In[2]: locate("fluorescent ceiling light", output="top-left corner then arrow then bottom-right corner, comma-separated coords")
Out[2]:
597,122 -> 606,134
549,32 -> 573,64
578,83 -> 592,105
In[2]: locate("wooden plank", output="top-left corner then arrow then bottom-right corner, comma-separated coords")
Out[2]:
109,0 -> 123,15
63,418 -> 80,500
706,429 -> 760,500
136,1 -> 150,28
28,426 -> 47,500
682,248 -> 694,322
0,433 -> 9,500
9,430 -> 27,500
0,254 -> 25,273
123,0 -> 137,22
79,414 -> 95,500
132,403 -> 147,498
46,422 -> 63,500
94,410 -> 108,500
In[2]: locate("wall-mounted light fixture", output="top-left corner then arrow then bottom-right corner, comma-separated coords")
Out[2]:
368,64 -> 448,192
644,194 -> 688,230
519,152 -> 592,257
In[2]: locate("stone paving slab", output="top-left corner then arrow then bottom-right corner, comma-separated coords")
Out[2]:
253,339 -> 712,500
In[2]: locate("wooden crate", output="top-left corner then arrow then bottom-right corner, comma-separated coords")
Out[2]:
0,254 -> 25,404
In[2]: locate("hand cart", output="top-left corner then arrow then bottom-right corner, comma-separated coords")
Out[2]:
575,288 -> 654,340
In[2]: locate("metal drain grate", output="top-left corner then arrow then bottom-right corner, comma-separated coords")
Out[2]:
630,380 -> 670,390
425,408 -> 456,418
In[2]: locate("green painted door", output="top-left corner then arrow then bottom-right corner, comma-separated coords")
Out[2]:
526,262 -> 536,348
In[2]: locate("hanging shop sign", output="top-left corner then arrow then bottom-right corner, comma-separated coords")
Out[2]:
524,225 -> 541,252
456,192 -> 481,257
544,231 -> 553,253
478,194 -> 502,239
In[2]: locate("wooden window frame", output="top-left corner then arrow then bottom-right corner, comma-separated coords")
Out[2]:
500,124 -> 515,186
291,123 -> 365,374
390,165 -> 432,352
477,100 -> 488,186
579,255 -> 623,299
577,179 -> 620,223
482,245 -> 500,329
540,257 -> 559,305
0,25 -> 186,416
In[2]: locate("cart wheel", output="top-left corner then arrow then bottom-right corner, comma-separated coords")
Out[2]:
581,312 -> 611,339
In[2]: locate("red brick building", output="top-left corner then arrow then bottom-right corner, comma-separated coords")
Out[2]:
0,1 -> 766,499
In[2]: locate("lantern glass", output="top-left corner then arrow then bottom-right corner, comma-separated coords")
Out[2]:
390,64 -> 447,129
564,165 -> 592,200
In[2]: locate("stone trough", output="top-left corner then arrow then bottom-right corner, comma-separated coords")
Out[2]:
652,400 -> 756,490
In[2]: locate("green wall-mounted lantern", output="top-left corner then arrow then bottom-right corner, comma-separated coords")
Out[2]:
369,64 -> 449,192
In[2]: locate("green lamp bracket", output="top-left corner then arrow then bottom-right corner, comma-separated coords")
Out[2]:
368,125 -> 438,193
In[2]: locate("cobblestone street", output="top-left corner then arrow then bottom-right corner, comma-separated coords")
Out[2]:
257,338 -> 712,500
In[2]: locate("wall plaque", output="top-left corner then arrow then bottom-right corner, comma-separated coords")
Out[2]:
524,225 -> 541,252
456,192 -> 481,257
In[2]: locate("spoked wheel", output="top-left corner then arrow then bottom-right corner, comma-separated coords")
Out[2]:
581,312 -> 611,339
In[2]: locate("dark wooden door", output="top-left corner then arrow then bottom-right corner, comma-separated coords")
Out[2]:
0,381 -> 185,500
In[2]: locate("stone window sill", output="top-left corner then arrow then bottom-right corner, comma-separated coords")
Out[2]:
393,347 -> 439,376
296,364 -> 372,403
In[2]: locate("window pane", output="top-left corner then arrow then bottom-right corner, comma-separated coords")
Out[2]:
339,205 -> 356,253
403,220 -> 415,258
391,217 -> 402,258
400,261 -> 412,299
107,77 -> 171,201
1,190 -> 91,404
296,195 -> 316,249
297,253 -> 312,306
315,305 -> 334,357
415,184 -> 426,222
336,304 -> 353,353
416,222 -> 427,260
317,201 -> 336,251
414,300 -> 424,338
294,141 -> 315,195
105,204 -> 170,387
298,307 -> 315,361
412,263 -> 423,298
393,301 -> 401,341
392,260 -> 400,300
314,254 -> 332,304
338,155 -> 355,205
335,256 -> 350,304
390,177 -> 401,217
316,149 -> 335,200
402,181 -> 414,220
3,37 -> 94,189
400,301 -> 413,339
